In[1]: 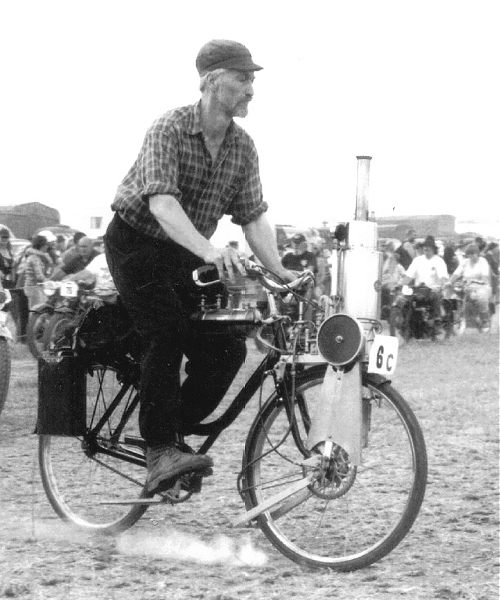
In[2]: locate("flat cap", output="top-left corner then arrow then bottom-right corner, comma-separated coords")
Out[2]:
196,39 -> 263,75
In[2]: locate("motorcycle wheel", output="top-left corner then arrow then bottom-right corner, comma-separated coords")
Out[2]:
431,322 -> 446,342
0,338 -> 11,417
389,305 -> 411,342
26,310 -> 52,359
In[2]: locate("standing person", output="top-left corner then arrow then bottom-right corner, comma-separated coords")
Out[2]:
23,235 -> 53,309
0,228 -> 16,337
381,242 -> 406,316
475,237 -> 487,255
51,236 -> 99,280
402,229 -> 417,258
55,235 -> 68,259
315,243 -> 332,297
60,231 -> 87,264
0,228 -> 15,290
396,228 -> 417,269
104,39 -> 295,495
443,242 -> 459,275
281,233 -> 318,274
10,244 -> 30,342
484,242 -> 499,312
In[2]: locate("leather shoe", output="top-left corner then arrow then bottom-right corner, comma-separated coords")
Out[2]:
146,445 -> 213,494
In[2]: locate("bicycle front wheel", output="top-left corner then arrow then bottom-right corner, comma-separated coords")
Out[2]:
243,366 -> 427,570
39,363 -> 149,534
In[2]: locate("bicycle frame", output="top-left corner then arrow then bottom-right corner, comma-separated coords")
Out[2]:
83,319 -> 303,469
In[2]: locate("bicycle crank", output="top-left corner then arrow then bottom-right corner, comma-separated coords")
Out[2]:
99,471 -> 206,505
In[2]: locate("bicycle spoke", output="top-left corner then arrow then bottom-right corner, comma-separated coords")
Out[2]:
39,363 -> 148,533
243,368 -> 427,570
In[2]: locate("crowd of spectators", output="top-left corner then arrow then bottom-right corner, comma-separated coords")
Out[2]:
381,229 -> 499,330
0,229 -> 106,342
0,222 -> 498,343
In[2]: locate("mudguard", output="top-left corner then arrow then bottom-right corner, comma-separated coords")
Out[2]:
363,371 -> 392,387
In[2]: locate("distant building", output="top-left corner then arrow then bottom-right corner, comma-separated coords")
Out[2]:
376,214 -> 456,240
0,202 -> 60,239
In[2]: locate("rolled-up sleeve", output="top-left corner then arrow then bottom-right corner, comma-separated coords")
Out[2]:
229,140 -> 268,227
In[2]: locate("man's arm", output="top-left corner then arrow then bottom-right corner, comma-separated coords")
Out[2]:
65,267 -> 95,287
243,213 -> 295,281
402,257 -> 417,285
149,195 -> 244,279
50,265 -> 67,281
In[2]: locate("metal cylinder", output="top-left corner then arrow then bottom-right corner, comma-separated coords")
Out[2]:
341,246 -> 382,320
346,220 -> 378,250
355,156 -> 372,221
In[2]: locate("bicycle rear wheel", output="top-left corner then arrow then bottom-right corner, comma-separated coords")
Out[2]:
242,366 -> 427,570
39,362 -> 149,533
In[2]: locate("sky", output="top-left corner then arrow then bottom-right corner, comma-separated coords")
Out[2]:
1,0 -> 498,242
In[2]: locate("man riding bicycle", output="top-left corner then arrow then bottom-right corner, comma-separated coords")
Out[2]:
104,40 -> 295,495
402,235 -> 449,326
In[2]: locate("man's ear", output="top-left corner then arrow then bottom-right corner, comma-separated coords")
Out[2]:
207,71 -> 223,91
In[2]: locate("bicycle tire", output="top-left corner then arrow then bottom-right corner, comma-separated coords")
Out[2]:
0,338 -> 11,416
242,365 -> 427,570
27,311 -> 52,359
39,362 -> 149,534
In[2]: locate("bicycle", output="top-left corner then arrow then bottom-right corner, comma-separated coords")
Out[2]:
37,261 -> 427,571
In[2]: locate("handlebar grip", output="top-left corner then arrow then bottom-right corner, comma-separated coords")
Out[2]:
192,264 -> 221,287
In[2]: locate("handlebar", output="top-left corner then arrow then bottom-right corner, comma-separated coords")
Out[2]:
192,265 -> 221,287
192,259 -> 315,294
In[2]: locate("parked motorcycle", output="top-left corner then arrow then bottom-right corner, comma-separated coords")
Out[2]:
454,280 -> 491,332
42,280 -> 96,352
441,284 -> 466,337
0,289 -> 13,417
26,281 -> 61,359
389,284 -> 451,342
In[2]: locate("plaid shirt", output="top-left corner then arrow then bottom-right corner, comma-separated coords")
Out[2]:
111,102 -> 267,240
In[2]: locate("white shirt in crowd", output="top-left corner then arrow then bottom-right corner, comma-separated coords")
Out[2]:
405,254 -> 448,289
85,253 -> 116,294
452,256 -> 490,284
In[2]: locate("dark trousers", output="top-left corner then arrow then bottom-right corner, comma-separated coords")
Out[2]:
104,214 -> 246,446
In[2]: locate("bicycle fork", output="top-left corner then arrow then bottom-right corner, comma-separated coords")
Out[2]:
233,362 -> 364,527
306,362 -> 363,466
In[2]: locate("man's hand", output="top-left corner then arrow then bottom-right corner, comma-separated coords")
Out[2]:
203,246 -> 246,281
274,267 -> 301,283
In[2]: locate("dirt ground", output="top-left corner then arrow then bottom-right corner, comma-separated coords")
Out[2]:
0,322 -> 498,600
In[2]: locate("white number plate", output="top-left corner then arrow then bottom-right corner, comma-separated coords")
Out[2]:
60,281 -> 79,298
368,335 -> 399,376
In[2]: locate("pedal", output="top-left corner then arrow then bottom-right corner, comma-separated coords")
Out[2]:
180,467 -> 213,494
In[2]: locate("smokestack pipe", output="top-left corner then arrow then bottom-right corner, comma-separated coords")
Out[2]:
355,156 -> 372,221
